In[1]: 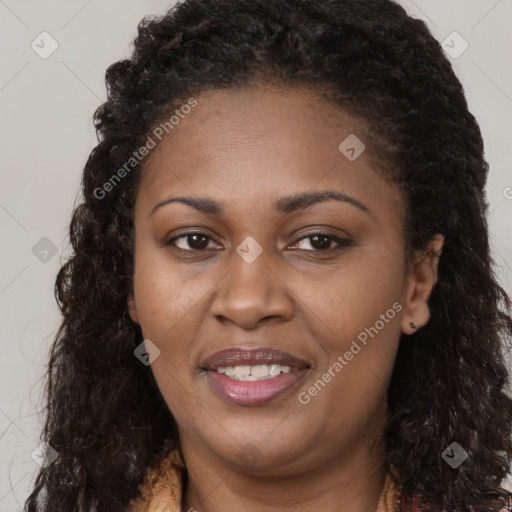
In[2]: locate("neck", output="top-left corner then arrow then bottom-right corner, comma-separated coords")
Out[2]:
180,436 -> 387,512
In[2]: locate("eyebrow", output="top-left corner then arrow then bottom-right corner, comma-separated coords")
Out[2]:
149,190 -> 370,218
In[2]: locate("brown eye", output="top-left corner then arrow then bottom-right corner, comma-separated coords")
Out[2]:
166,232 -> 216,251
309,234 -> 334,251
290,232 -> 351,252
165,230 -> 351,254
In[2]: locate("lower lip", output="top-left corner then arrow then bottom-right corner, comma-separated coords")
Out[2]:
206,369 -> 309,406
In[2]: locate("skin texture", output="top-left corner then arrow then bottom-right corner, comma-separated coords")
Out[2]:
128,85 -> 443,512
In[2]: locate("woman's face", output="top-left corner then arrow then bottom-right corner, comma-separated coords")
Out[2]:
128,85 -> 440,474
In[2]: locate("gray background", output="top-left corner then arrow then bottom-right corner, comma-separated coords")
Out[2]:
1,0 -> 511,509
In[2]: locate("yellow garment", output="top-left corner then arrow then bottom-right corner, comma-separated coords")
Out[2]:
127,439 -> 402,512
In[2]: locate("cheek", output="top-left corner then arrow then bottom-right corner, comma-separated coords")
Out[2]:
297,257 -> 404,435
131,243 -> 221,367
132,255 -> 204,418
132,248 -> 201,334
149,363 -> 202,430
302,250 -> 405,337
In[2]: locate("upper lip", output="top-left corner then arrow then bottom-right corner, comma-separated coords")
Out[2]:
202,347 -> 310,371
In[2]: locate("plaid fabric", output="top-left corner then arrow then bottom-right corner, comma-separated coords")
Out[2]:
400,488 -> 512,512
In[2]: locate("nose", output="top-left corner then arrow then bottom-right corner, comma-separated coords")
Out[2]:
210,247 -> 294,330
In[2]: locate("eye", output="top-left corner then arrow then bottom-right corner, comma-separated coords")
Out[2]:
165,230 -> 351,253
166,232 -> 219,251
289,231 -> 351,252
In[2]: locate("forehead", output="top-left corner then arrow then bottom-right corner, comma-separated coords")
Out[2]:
142,86 -> 365,172
137,85 -> 402,220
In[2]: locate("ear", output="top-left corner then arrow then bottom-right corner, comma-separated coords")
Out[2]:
127,295 -> 139,324
401,234 -> 444,335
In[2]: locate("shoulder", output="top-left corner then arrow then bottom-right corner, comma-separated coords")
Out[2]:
400,488 -> 512,512
126,439 -> 185,512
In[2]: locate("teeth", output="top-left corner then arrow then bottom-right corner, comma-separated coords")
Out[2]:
269,364 -> 282,376
234,366 -> 251,378
216,364 -> 293,380
251,364 -> 270,377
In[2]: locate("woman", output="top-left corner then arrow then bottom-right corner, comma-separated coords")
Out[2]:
25,0 -> 512,511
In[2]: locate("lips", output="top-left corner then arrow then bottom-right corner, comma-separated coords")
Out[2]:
201,347 -> 311,406
201,347 -> 310,371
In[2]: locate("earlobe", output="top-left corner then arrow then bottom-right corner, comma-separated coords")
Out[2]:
127,296 -> 139,324
401,234 -> 444,335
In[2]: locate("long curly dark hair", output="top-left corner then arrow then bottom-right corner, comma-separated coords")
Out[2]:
25,0 -> 512,510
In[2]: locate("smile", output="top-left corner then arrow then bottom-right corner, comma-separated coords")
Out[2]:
206,365 -> 309,406
215,364 -> 292,381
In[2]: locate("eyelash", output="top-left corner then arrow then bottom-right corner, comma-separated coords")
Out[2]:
165,230 -> 351,254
